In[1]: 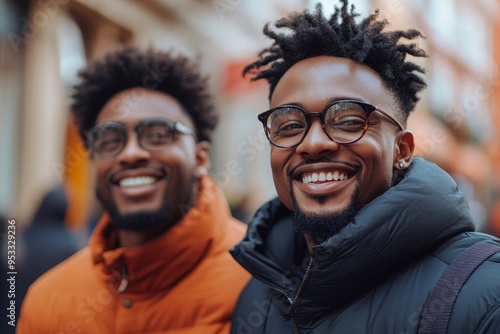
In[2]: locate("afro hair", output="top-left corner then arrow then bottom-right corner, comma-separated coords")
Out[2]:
71,47 -> 218,143
243,0 -> 428,121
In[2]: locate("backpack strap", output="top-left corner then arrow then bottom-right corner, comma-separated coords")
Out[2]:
419,242 -> 500,334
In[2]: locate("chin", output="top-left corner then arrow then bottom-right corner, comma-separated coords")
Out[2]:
117,204 -> 162,216
297,194 -> 352,215
109,207 -> 172,231
298,202 -> 350,217
96,191 -> 172,231
291,189 -> 361,245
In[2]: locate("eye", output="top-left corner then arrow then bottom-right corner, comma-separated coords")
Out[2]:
142,124 -> 170,144
89,123 -> 124,152
328,115 -> 366,129
278,121 -> 305,131
269,107 -> 306,138
326,103 -> 367,132
96,133 -> 124,151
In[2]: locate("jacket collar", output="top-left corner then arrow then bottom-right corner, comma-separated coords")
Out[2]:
231,158 -> 475,312
90,176 -> 232,294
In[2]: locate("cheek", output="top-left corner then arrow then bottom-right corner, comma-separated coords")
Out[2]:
356,135 -> 396,193
91,160 -> 113,196
179,148 -> 198,169
270,149 -> 293,208
164,150 -> 198,185
358,132 -> 395,163
94,160 -> 111,181
271,164 -> 287,195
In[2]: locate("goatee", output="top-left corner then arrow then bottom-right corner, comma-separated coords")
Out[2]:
95,173 -> 198,231
107,206 -> 172,231
95,189 -> 174,231
292,189 -> 360,245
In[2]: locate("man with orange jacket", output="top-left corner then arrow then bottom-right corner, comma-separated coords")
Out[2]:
17,47 -> 250,333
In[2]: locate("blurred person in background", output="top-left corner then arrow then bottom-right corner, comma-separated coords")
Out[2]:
229,1 -> 500,333
1,186 -> 84,334
17,47 -> 249,333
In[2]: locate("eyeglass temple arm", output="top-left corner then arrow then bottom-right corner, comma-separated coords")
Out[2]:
174,122 -> 198,139
374,106 -> 405,131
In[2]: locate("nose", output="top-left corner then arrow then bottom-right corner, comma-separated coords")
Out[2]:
117,133 -> 151,165
295,118 -> 340,157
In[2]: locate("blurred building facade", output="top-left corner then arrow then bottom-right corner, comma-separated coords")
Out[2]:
1,0 -> 499,234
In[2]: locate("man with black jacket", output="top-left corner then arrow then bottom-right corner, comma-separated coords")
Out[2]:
230,1 -> 500,333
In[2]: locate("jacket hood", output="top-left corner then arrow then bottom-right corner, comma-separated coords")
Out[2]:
231,158 -> 475,315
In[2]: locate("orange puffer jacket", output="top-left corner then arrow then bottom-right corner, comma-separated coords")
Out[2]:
17,177 -> 250,333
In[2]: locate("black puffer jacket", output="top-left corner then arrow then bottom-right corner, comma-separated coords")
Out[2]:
230,158 -> 500,333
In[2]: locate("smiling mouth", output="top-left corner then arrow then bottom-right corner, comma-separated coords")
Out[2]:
111,167 -> 167,189
119,176 -> 157,188
301,170 -> 352,184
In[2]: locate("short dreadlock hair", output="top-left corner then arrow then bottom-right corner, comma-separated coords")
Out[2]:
72,47 -> 217,143
243,0 -> 427,121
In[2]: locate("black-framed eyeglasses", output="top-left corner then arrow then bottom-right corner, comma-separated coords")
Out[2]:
86,118 -> 197,157
257,100 -> 404,148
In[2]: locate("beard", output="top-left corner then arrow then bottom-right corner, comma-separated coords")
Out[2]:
96,174 -> 198,232
292,186 -> 361,246
106,205 -> 172,231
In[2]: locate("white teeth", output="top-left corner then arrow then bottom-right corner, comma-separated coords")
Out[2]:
119,176 -> 156,188
301,171 -> 349,184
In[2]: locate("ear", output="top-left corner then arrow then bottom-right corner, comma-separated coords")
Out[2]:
393,130 -> 415,170
195,141 -> 211,178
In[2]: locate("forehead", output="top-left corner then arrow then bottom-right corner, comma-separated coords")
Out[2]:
271,56 -> 398,113
96,88 -> 194,128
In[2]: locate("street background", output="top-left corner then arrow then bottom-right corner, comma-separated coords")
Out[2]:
1,0 -> 500,235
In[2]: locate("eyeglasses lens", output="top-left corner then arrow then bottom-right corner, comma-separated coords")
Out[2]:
267,107 -> 306,148
138,120 -> 171,148
91,123 -> 126,155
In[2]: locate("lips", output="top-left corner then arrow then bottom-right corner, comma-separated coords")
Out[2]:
110,167 -> 167,187
288,161 -> 358,200
301,170 -> 350,184
292,162 -> 357,185
119,176 -> 156,188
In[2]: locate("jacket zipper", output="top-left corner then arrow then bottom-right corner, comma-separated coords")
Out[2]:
117,266 -> 128,294
290,255 -> 315,334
